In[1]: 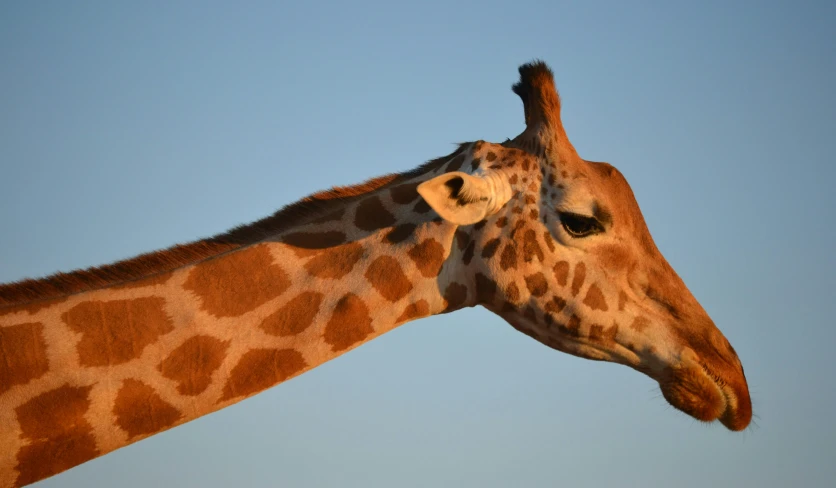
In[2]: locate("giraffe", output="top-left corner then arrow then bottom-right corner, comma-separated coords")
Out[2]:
0,61 -> 751,487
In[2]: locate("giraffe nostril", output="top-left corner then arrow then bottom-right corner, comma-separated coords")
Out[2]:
708,328 -> 740,367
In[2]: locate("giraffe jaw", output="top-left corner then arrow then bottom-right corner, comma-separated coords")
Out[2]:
498,310 -> 751,430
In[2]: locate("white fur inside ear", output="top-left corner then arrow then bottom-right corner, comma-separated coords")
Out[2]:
417,171 -> 509,225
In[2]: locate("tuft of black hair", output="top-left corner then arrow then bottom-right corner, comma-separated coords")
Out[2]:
511,60 -> 555,99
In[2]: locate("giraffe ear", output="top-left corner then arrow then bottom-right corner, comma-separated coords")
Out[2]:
417,171 -> 509,225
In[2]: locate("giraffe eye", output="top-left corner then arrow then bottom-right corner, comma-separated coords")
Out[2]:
559,212 -> 603,238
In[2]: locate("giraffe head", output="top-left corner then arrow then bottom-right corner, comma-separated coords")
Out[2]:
418,62 -> 751,431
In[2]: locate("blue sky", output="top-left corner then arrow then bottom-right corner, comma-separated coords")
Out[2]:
1,1 -> 834,486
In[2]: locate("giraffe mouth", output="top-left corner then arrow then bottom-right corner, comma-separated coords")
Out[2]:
659,360 -> 751,431
701,362 -> 751,431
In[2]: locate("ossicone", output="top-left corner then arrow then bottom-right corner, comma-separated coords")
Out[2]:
512,60 -> 563,130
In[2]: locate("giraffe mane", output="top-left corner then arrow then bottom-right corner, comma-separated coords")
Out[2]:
0,145 -> 468,309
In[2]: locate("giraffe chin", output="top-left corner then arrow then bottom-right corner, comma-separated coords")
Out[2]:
659,363 -> 750,431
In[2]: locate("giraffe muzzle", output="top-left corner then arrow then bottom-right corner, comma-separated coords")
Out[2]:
659,353 -> 752,431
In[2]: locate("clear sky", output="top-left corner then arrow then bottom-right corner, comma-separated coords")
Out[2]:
1,1 -> 834,487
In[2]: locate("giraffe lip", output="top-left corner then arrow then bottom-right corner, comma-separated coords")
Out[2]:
702,363 -> 751,431
659,361 -> 728,427
660,360 -> 750,431
701,363 -> 732,418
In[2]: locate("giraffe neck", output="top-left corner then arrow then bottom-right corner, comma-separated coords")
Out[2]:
0,153 -> 477,487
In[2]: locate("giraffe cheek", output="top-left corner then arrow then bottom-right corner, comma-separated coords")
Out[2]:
593,244 -> 635,275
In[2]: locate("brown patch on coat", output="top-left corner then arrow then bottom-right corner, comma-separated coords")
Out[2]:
553,261 -> 569,286
283,231 -> 348,256
583,284 -> 608,311
260,291 -> 324,337
545,296 -> 567,314
114,378 -> 182,439
509,174 -> 519,185
455,230 -> 470,251
524,272 -> 549,297
500,243 -> 518,270
443,282 -> 468,312
365,256 -> 413,302
408,239 -> 446,277
446,154 -> 466,172
475,273 -> 498,303
0,322 -> 49,394
412,198 -> 432,214
324,293 -> 374,352
630,316 -> 651,332
14,384 -> 98,487
495,216 -> 508,228
355,196 -> 396,232
184,244 -> 291,317
543,231 -> 556,252
385,223 -> 416,244
462,241 -> 476,265
470,157 -> 482,171
220,348 -> 307,401
390,181 -> 421,205
510,219 -> 527,240
558,314 -> 582,338
506,282 -> 521,303
570,262 -> 586,296
304,242 -> 365,279
523,306 -> 537,321
396,300 -> 430,323
158,335 -> 230,395
521,229 -> 544,262
589,323 -> 619,345
481,238 -> 501,259
63,297 -> 174,367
